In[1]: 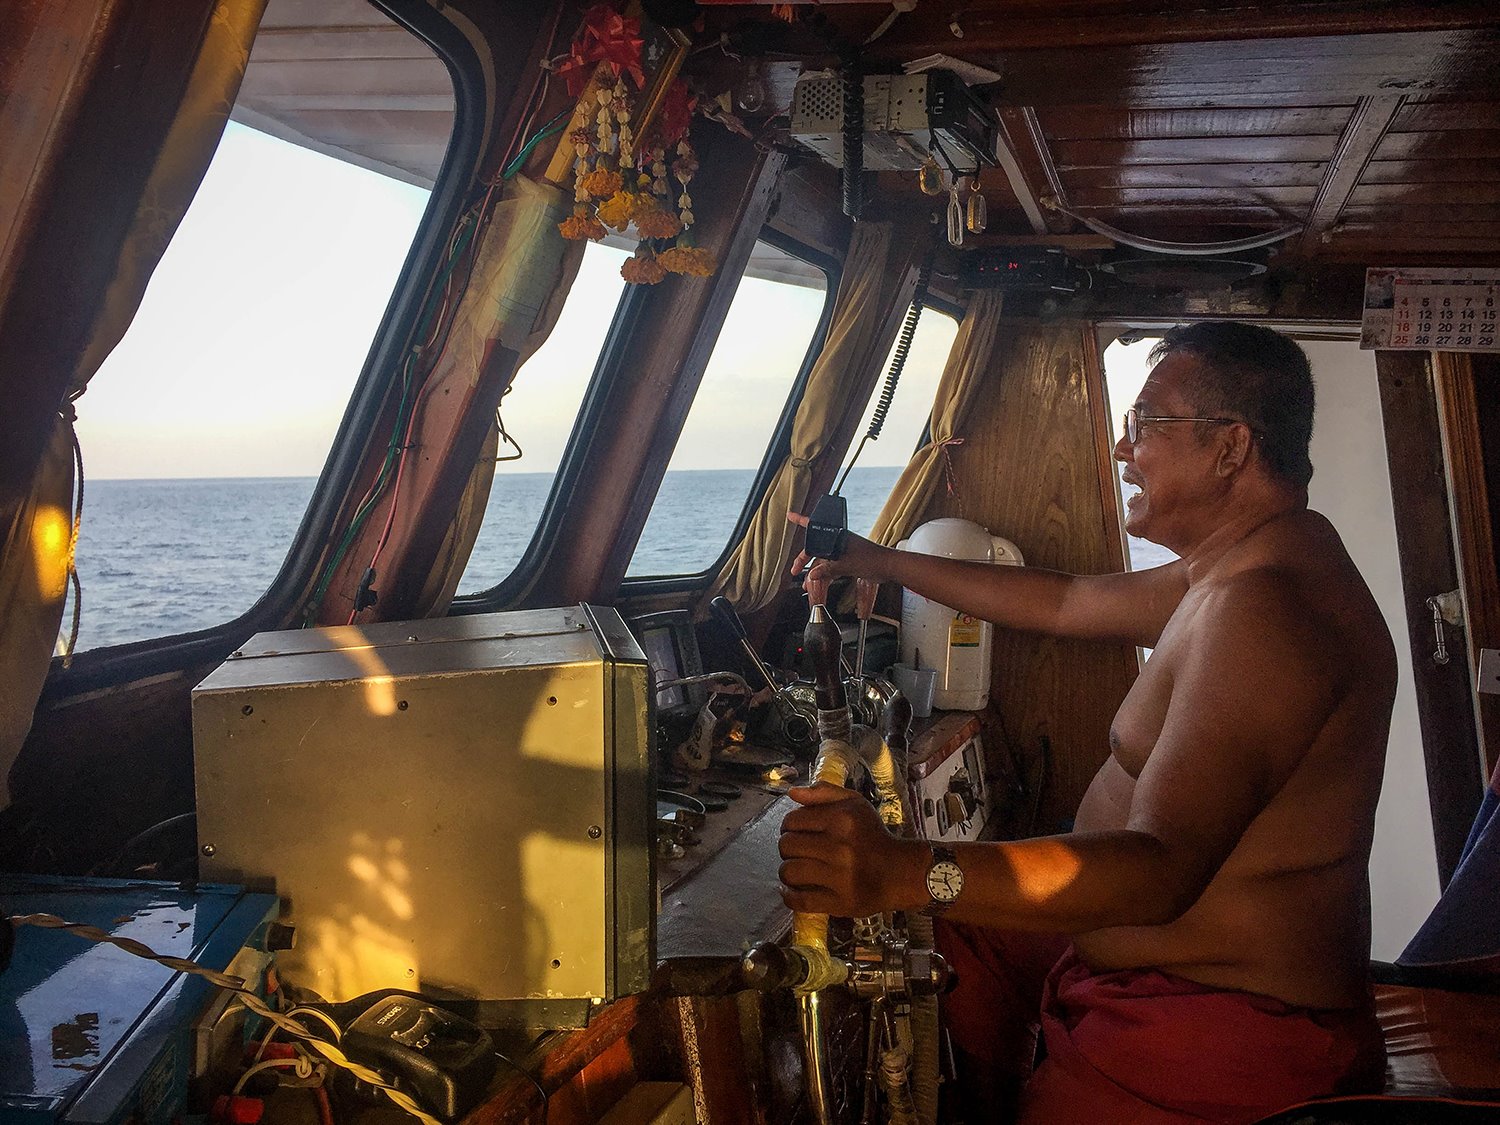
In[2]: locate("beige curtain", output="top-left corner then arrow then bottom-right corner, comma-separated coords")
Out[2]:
0,0 -> 264,805
414,176 -> 586,613
869,290 -> 1005,545
709,222 -> 917,612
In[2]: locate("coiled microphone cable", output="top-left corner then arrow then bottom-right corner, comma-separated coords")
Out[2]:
832,253 -> 934,495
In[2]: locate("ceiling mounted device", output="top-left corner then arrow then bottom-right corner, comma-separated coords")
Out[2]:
789,70 -> 995,174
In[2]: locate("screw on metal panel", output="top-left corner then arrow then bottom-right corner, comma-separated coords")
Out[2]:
231,651 -> 244,658
551,959 -> 561,969
202,844 -> 216,856
241,705 -> 253,716
588,825 -> 602,839
547,696 -> 558,706
407,635 -> 418,642
398,700 -> 409,711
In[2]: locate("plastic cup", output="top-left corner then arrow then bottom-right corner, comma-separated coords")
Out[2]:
892,664 -> 938,719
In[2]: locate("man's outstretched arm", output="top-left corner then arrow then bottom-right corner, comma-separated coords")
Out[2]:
778,572 -> 1345,929
788,514 -> 1188,648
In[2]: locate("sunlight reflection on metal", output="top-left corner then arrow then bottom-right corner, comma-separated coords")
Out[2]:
321,626 -> 399,715
30,503 -> 71,601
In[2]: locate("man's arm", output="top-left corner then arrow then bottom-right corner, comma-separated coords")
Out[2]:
778,571 -> 1346,929
789,516 -> 1188,647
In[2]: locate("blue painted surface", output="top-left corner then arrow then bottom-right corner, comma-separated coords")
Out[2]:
0,876 -> 276,1124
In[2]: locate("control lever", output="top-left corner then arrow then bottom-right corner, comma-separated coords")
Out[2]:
854,578 -> 877,680
710,596 -> 815,747
710,596 -> 781,692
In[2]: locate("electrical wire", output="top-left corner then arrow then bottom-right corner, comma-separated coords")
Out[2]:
8,913 -> 443,1125
495,1050 -> 550,1115
233,1054 -> 315,1096
284,1006 -> 344,1042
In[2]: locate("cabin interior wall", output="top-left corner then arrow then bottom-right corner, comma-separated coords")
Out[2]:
910,318 -> 1137,831
1300,340 -> 1439,959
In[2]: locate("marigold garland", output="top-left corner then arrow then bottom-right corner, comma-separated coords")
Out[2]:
657,244 -> 716,277
595,190 -> 638,230
553,4 -> 717,284
620,250 -> 666,285
559,210 -> 607,240
579,167 -> 623,198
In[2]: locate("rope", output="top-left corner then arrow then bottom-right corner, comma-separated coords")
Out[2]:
8,914 -> 443,1125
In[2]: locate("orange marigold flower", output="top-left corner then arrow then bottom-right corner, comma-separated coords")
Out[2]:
621,251 -> 666,285
596,190 -> 640,230
632,204 -> 682,239
558,210 -> 606,240
579,167 -> 623,198
657,244 -> 716,277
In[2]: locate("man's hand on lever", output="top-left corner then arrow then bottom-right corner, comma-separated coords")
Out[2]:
779,782 -> 926,917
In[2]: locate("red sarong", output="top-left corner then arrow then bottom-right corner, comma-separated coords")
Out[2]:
937,923 -> 1386,1125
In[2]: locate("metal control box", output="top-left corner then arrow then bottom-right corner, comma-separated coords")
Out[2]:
192,605 -> 653,1027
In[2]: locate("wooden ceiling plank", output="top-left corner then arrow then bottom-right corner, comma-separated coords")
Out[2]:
1364,158 -> 1500,185
259,108 -> 456,147
238,92 -> 456,112
1349,181 -> 1500,206
994,107 -> 1067,234
1393,100 -> 1500,131
1054,135 -> 1336,167
1065,162 -> 1327,190
1377,130 -> 1500,160
238,58 -> 453,98
1297,95 -> 1405,256
860,3 -> 1500,54
1070,185 -> 1317,208
249,26 -> 436,63
1036,104 -> 1354,141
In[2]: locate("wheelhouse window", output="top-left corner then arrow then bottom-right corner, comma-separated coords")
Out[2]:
625,240 -> 831,577
1102,334 -> 1180,571
71,1 -> 455,650
844,306 -> 961,535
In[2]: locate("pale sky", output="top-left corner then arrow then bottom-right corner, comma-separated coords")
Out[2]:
77,123 -> 958,481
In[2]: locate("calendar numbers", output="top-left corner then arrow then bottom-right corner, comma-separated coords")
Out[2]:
1373,272 -> 1500,353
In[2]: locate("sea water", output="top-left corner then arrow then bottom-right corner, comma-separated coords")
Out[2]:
72,468 -> 1172,651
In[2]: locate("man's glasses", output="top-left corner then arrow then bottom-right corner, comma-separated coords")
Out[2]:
1122,407 -> 1242,444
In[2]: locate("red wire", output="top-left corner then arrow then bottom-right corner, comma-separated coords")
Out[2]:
314,1085 -> 335,1125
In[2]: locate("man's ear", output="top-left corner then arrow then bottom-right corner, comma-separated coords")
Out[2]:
1216,424 -> 1254,478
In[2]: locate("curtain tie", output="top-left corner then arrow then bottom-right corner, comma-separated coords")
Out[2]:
938,437 -> 965,498
790,456 -> 814,469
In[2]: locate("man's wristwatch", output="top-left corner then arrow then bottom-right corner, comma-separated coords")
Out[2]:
922,844 -> 964,916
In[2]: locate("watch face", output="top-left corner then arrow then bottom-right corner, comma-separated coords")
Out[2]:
926,859 -> 964,903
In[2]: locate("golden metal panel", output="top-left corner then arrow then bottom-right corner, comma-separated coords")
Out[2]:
193,606 -> 650,1013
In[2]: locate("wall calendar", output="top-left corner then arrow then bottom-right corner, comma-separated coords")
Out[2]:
1361,268 -> 1500,352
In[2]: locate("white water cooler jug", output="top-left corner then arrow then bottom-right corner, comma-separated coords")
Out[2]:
898,518 -> 1024,711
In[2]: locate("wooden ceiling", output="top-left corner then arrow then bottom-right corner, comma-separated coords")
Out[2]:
231,1 -> 1500,268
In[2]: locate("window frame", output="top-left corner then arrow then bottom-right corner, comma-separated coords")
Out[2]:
620,230 -> 840,592
48,0 -> 482,692
455,228 -> 839,608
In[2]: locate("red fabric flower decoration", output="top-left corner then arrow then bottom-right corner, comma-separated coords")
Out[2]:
653,79 -> 696,147
579,4 -> 644,89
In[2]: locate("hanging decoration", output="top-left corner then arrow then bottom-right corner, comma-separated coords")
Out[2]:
554,4 -> 716,285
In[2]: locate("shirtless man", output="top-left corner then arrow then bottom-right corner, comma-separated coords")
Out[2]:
783,322 -> 1397,1123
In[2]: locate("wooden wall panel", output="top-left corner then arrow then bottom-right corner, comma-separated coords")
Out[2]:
912,320 -> 1136,832
1377,350 -> 1485,884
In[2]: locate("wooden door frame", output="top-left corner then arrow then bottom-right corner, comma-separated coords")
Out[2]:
1377,350 -> 1488,885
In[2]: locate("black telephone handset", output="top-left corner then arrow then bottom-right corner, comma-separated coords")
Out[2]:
804,493 -> 849,560
337,992 -> 497,1121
